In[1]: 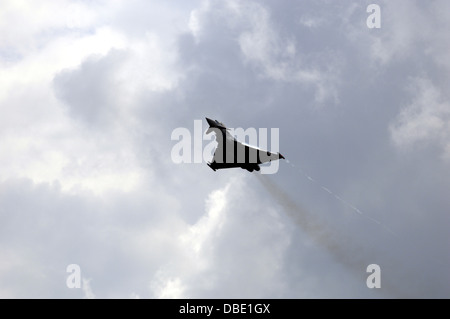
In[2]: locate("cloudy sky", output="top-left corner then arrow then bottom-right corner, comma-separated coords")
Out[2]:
1,0 -> 449,298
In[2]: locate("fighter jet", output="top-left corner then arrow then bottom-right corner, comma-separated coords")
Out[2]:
205,117 -> 285,172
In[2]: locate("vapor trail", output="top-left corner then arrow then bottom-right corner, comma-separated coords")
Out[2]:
255,172 -> 403,297
255,173 -> 368,270
285,160 -> 398,237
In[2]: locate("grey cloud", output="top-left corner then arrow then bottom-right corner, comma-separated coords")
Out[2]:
2,0 -> 450,298
145,0 -> 450,298
53,50 -> 127,127
0,177 -> 184,298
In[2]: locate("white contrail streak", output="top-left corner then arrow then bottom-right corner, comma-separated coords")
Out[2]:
255,172 -> 402,297
254,172 -> 379,288
285,160 -> 398,237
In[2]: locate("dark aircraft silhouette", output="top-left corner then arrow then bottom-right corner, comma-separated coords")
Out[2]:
205,117 -> 285,172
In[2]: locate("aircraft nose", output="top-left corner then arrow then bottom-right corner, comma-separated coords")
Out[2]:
205,117 -> 215,126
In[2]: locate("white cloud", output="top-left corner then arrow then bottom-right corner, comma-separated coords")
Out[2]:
184,0 -> 341,104
235,1 -> 340,103
0,6 -> 131,195
181,183 -> 229,256
82,278 -> 96,299
350,1 -> 450,71
149,177 -> 291,298
151,273 -> 186,299
150,182 -> 231,298
0,1 -> 69,53
390,77 -> 450,160
0,0 -> 181,195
